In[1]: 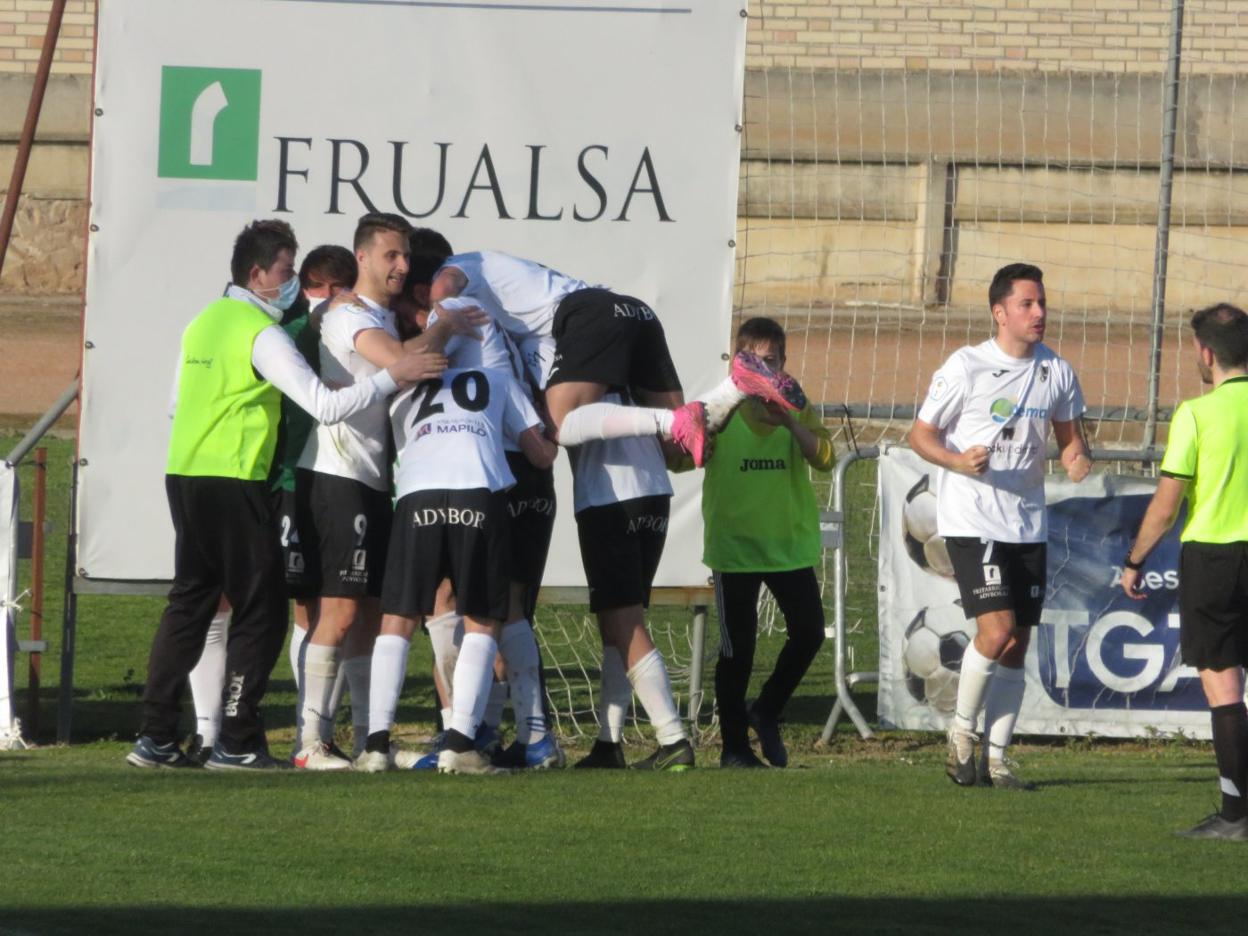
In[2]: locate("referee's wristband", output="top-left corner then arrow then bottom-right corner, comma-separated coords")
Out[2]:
1123,553 -> 1145,571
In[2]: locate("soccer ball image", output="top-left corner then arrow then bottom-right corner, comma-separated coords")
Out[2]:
902,604 -> 971,713
902,474 -> 954,577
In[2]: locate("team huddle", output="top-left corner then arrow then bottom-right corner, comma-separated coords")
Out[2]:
128,212 -> 807,774
122,217 -> 1248,834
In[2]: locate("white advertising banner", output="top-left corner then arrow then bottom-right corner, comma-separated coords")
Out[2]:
79,0 -> 746,585
878,446 -> 1210,739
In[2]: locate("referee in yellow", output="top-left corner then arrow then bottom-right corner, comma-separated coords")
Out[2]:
1122,302 -> 1248,840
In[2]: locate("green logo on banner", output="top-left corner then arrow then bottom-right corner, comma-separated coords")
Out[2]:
158,66 -> 262,181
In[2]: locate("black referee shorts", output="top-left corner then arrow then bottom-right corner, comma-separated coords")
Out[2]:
1179,541 -> 1248,671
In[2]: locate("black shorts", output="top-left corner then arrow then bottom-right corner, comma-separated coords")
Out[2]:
548,288 -> 682,395
575,495 -> 670,613
1179,541 -> 1248,671
275,485 -> 318,600
301,468 -> 392,598
381,488 -> 511,622
946,537 -> 1046,625
506,451 -> 556,603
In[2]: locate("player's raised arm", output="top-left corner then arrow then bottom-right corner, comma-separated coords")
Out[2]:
1053,417 -> 1092,482
908,418 -> 989,476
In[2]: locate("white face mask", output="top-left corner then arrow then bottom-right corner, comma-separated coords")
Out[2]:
270,275 -> 301,311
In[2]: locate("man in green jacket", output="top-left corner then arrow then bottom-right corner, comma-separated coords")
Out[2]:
127,219 -> 465,770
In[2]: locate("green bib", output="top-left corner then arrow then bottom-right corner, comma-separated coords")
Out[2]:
166,296 -> 281,480
701,405 -> 823,572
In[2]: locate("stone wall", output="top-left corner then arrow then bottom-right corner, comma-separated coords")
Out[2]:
746,0 -> 1246,73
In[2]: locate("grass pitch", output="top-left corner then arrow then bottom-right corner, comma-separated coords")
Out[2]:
3,437 -> 1248,935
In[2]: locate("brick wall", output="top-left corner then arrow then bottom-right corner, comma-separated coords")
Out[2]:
746,0 -> 1248,74
0,0 -> 94,75
6,2 -> 1246,77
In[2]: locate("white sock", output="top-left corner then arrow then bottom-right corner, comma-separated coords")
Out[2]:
953,642 -> 997,733
697,376 -> 748,430
289,624 -> 307,692
188,610 -> 229,748
628,648 -> 686,745
440,707 -> 453,732
983,664 -> 1025,761
449,632 -> 497,739
368,635 -> 409,738
426,611 -> 462,708
300,644 -> 341,746
557,402 -> 673,446
290,626 -> 308,748
342,655 -> 371,755
484,679 -> 508,730
598,646 -> 632,743
500,622 -> 546,744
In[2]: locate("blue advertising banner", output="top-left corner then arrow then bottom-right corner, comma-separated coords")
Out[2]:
878,446 -> 1209,739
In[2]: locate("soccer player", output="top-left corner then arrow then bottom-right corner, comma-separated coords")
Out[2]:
185,246 -> 359,766
403,229 -> 563,768
909,262 -> 1091,790
702,318 -> 835,768
1121,303 -> 1248,840
294,213 -> 420,770
358,364 -> 557,774
429,249 -> 806,465
127,219 -> 448,770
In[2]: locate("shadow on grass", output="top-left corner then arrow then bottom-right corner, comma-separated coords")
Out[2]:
5,898 -> 1248,936
20,675 -> 440,745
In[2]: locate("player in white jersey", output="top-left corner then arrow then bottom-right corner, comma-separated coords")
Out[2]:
292,213 -> 484,770
358,366 -> 557,773
430,249 -> 808,466
910,263 -> 1092,789
400,230 -> 563,768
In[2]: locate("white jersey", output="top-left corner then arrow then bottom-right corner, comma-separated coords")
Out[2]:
298,295 -> 398,492
917,339 -> 1085,543
569,392 -> 673,514
429,296 -> 516,374
390,367 -> 541,497
440,250 -> 590,344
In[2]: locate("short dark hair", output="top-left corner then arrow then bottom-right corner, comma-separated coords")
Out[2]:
1191,303 -> 1248,369
353,212 -> 412,251
735,316 -> 787,357
299,244 -> 356,290
405,227 -> 454,289
988,263 -> 1044,310
230,219 -> 297,287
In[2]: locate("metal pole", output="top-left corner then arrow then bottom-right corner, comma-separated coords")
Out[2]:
26,448 -> 46,738
821,448 -> 878,742
56,458 -> 78,745
0,0 -> 67,279
1143,0 -> 1186,449
4,378 -> 79,469
687,604 -> 707,739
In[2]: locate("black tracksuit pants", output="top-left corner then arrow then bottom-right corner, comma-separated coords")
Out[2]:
713,567 -> 826,752
139,475 -> 288,752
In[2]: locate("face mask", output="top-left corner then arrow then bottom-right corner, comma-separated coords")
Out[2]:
270,275 -> 301,311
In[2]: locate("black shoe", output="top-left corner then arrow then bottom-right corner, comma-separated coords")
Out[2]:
1176,812 -> 1248,841
749,707 -> 788,767
720,747 -> 768,769
630,738 -> 695,771
574,739 -> 626,769
126,736 -> 193,769
204,745 -> 293,771
492,742 -> 528,769
184,734 -> 212,768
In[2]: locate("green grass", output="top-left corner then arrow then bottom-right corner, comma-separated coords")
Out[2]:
4,436 -> 1247,936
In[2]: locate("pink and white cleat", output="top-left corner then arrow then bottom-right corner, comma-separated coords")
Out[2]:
669,401 -> 710,467
731,351 -> 807,411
